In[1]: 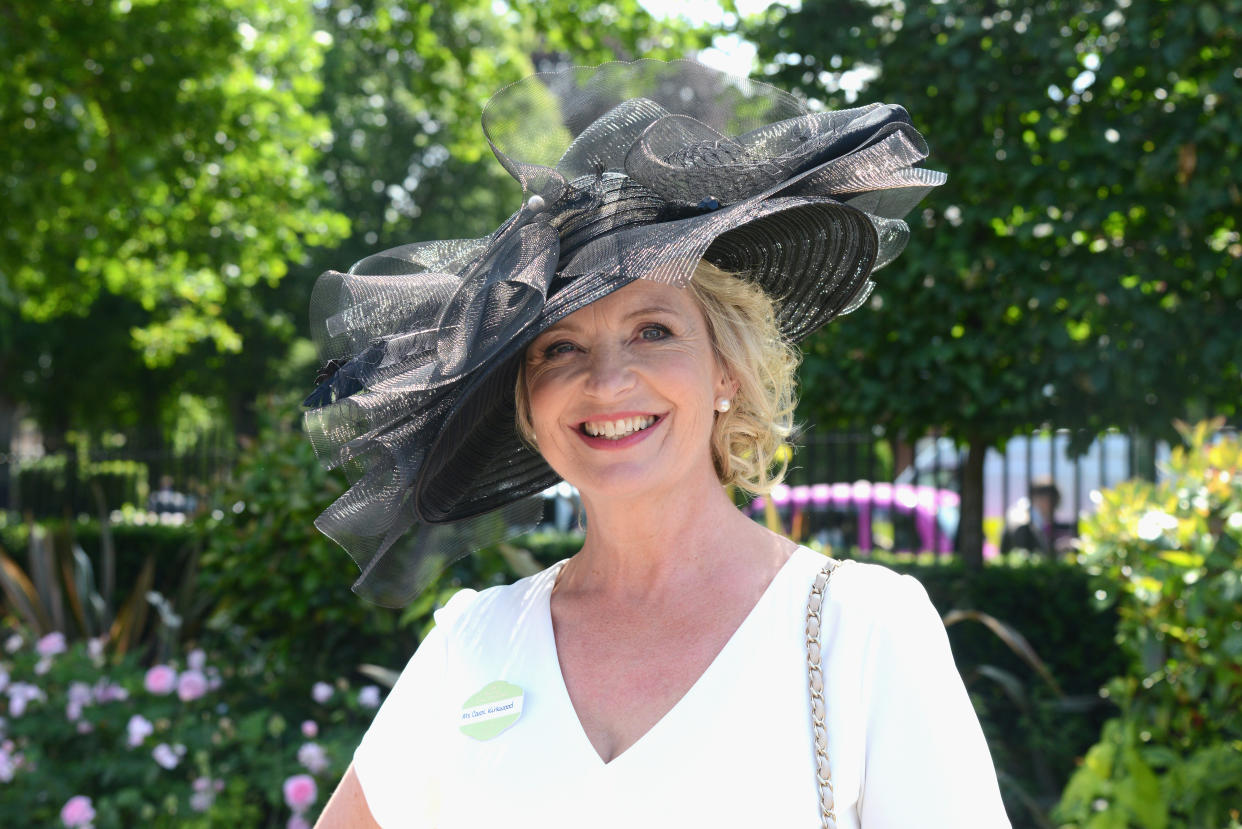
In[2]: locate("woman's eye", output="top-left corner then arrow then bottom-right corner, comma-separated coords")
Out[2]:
640,324 -> 671,341
544,341 -> 578,358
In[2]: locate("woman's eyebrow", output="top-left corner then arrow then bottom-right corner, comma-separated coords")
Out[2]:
623,304 -> 680,320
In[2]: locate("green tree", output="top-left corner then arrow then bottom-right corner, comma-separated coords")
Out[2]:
0,0 -> 348,444
305,0 -> 706,269
744,0 -> 1240,565
0,0 -> 706,451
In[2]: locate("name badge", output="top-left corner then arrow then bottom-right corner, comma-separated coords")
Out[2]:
460,680 -> 524,740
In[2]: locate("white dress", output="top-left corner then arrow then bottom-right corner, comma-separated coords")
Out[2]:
354,546 -> 1011,827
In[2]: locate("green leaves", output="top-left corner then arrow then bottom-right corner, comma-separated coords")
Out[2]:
745,0 -> 1240,441
1055,423 -> 1242,826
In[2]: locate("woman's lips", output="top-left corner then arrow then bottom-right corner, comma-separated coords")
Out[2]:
573,413 -> 664,449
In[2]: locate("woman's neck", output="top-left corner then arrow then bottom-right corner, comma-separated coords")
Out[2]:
563,478 -> 785,601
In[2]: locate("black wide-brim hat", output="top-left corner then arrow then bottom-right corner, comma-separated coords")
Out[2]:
303,60 -> 945,606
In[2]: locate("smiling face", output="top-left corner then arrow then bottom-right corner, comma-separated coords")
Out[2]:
522,279 -> 736,503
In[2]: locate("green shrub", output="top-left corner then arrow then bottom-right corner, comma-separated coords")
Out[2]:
0,517 -> 200,612
14,456 -> 69,517
81,460 -> 149,516
12,455 -> 149,519
1054,420 -> 1242,829
0,629 -> 375,827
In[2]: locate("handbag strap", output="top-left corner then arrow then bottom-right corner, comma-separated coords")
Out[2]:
806,557 -> 847,829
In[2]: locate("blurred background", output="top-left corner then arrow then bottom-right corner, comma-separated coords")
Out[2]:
1,1 -> 1239,827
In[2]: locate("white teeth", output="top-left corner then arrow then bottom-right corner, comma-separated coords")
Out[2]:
583,416 -> 656,439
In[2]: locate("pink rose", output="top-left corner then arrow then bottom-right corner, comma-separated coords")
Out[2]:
187,648 -> 207,671
0,742 -> 24,783
282,773 -> 318,812
36,632 -> 66,658
60,795 -> 95,827
176,669 -> 208,702
143,665 -> 177,695
301,719 -> 318,739
7,682 -> 45,717
358,685 -> 381,708
297,741 -> 329,775
190,776 -> 218,812
152,742 -> 184,770
126,714 -> 154,747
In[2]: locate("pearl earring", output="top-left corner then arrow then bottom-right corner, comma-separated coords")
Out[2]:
716,398 -> 731,413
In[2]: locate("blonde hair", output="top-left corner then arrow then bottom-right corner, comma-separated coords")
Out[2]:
515,260 -> 799,496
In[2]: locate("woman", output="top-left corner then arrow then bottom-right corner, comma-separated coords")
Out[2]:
305,60 -> 1010,827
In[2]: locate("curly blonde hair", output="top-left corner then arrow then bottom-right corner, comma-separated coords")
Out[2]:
515,260 -> 800,496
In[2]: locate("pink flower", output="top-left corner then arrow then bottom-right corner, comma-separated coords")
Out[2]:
7,682 -> 45,717
358,685 -> 381,708
187,648 -> 207,671
36,632 -> 66,658
300,719 -> 318,739
92,679 -> 128,704
287,816 -> 311,829
126,714 -> 154,747
5,634 -> 23,653
176,669 -> 208,702
68,682 -> 93,707
143,665 -> 177,695
87,638 -> 105,662
152,742 -> 184,770
297,741 -> 329,775
0,742 -> 24,783
282,773 -> 318,812
311,682 -> 333,704
190,776 -> 219,812
60,795 -> 95,827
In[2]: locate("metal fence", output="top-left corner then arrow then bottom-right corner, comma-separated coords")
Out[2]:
0,432 -> 237,520
2,425 -> 1230,555
771,427 -> 1173,557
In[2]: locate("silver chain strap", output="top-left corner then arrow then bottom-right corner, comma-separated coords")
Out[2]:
806,558 -> 847,829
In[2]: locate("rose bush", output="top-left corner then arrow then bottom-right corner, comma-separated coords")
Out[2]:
0,633 -> 383,827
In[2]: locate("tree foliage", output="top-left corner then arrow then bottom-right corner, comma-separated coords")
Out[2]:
1,0 -> 705,442
1,0 -> 348,437
744,0 -> 1241,561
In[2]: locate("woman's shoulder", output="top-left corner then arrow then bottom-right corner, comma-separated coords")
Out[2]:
429,560 -> 566,638
791,546 -> 938,621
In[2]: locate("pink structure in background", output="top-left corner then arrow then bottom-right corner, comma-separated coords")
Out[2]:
749,481 -> 984,557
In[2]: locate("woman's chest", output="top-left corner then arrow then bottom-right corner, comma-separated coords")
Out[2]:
433,598 -> 857,828
552,609 -> 746,763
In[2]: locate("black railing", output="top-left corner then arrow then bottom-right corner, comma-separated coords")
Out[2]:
0,433 -> 237,520
774,428 -> 1175,557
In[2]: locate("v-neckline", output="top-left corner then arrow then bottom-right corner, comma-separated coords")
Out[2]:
540,549 -> 801,767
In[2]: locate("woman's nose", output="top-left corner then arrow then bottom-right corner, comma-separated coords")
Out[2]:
582,346 -> 635,398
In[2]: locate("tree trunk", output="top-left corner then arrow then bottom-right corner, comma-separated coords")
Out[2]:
956,437 -> 986,569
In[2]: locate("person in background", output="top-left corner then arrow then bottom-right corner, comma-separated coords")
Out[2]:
1001,477 -> 1073,555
